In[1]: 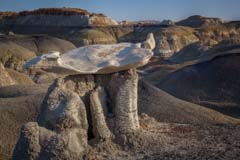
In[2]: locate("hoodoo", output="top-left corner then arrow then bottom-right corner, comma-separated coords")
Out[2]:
13,33 -> 155,160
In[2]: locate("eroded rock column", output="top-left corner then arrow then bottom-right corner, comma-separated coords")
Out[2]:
90,87 -> 112,140
109,69 -> 140,134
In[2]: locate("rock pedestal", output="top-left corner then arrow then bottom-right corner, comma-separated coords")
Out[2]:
13,33 -> 155,160
13,69 -> 140,160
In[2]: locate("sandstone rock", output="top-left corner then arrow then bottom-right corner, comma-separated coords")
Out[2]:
0,62 -> 16,87
142,33 -> 155,50
24,33 -> 154,74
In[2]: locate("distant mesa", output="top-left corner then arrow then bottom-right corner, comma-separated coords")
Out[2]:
0,8 -> 118,27
177,15 -> 224,28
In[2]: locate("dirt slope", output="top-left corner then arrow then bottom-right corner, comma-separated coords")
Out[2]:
138,80 -> 240,124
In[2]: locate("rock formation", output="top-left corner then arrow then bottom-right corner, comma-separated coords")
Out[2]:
155,26 -> 199,57
13,34 -> 154,159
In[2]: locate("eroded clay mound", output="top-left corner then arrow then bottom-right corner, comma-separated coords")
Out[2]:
158,53 -> 240,118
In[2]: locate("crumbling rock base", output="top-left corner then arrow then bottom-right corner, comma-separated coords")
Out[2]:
13,69 -> 140,160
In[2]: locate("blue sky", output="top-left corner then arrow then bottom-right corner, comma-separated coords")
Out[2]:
0,0 -> 240,21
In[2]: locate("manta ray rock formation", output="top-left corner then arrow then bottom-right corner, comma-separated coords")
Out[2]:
13,33 -> 155,160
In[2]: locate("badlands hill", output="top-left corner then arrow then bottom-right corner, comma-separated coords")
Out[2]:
0,33 -> 76,70
177,15 -> 224,28
0,33 -> 76,87
157,52 -> 240,118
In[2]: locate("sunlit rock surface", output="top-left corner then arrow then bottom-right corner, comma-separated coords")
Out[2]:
24,33 -> 155,74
